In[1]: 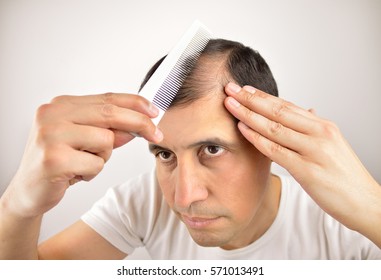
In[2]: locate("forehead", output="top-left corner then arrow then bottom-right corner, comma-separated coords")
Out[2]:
168,53 -> 232,107
157,92 -> 239,150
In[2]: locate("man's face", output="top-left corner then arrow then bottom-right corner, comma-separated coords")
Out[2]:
149,91 -> 277,250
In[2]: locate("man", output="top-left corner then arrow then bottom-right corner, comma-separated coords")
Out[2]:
1,39 -> 380,259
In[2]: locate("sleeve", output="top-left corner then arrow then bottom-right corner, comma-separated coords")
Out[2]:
81,170 -> 161,255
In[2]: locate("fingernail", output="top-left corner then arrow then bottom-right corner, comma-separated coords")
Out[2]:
227,97 -> 240,108
243,85 -> 256,94
154,127 -> 163,142
149,103 -> 160,116
227,82 -> 242,93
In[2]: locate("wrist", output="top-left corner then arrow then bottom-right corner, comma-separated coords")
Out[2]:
353,180 -> 381,248
0,193 -> 42,260
0,186 -> 41,220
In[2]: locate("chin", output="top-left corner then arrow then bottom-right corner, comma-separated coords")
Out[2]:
188,230 -> 231,248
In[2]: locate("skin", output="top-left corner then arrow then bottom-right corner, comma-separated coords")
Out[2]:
0,82 -> 380,259
150,92 -> 281,250
224,82 -> 381,249
0,93 -> 161,259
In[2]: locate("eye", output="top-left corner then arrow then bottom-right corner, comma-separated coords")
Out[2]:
156,150 -> 175,163
203,145 -> 225,157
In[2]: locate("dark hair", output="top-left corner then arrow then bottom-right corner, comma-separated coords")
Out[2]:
140,39 -> 278,108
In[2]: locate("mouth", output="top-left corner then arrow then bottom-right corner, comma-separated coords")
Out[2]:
181,214 -> 221,229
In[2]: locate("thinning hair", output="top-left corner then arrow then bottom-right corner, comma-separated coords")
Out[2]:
140,39 -> 278,108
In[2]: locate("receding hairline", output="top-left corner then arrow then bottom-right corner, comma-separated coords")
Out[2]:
169,51 -> 235,108
139,38 -> 278,109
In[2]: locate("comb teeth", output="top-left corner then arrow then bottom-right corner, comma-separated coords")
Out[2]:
139,20 -> 212,125
153,29 -> 211,111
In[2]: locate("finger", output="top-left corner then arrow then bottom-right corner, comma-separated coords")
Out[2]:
64,124 -> 116,162
112,130 -> 135,148
225,83 -> 320,134
308,108 -> 317,115
39,102 -> 163,143
73,104 -> 163,143
237,121 -> 303,175
225,98 -> 311,153
51,93 -> 159,118
46,147 -> 106,184
226,83 -> 318,120
69,150 -> 105,182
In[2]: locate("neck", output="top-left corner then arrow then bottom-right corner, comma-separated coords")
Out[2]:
221,174 -> 282,250
251,174 -> 282,241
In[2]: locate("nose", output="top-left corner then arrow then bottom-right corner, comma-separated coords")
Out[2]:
174,159 -> 208,210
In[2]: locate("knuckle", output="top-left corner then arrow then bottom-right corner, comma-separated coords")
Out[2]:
255,90 -> 268,99
324,121 -> 340,136
316,120 -> 340,139
243,89 -> 258,105
50,95 -> 70,104
36,123 -> 57,144
272,101 -> 288,118
35,125 -> 61,148
36,103 -> 55,121
243,107 -> 255,122
269,142 -> 284,155
100,103 -> 117,118
36,102 -> 68,125
102,92 -> 116,104
41,146 -> 66,171
269,121 -> 283,136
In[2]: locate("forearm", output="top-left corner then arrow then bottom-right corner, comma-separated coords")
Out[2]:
224,83 -> 381,249
0,192 -> 42,260
355,180 -> 381,249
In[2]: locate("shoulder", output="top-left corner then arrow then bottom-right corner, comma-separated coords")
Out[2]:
81,169 -> 168,254
276,173 -> 315,212
276,173 -> 381,259
103,169 -> 165,223
113,169 -> 158,196
100,169 -> 164,211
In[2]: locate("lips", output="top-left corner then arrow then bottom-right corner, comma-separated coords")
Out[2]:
181,214 -> 220,229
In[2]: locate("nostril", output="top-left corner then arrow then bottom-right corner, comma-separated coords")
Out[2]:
174,181 -> 208,210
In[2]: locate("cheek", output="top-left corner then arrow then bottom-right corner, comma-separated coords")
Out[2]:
222,171 -> 266,207
155,148 -> 271,215
216,153 -> 271,214
156,167 -> 175,207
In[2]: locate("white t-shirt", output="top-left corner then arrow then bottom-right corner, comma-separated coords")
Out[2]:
81,170 -> 381,259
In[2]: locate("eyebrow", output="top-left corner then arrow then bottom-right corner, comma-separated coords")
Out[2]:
148,137 -> 237,154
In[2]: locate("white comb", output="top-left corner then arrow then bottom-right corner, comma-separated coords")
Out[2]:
139,20 -> 212,125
